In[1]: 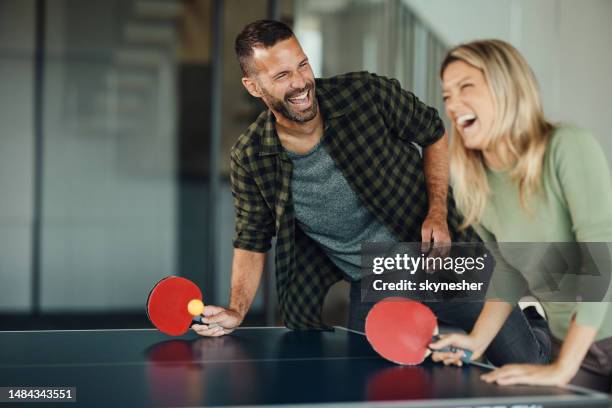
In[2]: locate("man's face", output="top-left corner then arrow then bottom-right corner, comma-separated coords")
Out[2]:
247,36 -> 317,123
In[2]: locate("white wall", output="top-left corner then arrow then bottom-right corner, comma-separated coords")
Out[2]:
558,0 -> 612,157
404,0 -> 612,161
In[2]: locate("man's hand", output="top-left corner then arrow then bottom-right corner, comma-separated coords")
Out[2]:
421,210 -> 451,256
192,305 -> 243,337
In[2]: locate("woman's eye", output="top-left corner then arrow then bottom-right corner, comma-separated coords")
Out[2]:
460,83 -> 473,90
442,95 -> 449,101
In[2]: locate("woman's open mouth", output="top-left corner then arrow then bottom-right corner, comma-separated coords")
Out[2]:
457,113 -> 477,131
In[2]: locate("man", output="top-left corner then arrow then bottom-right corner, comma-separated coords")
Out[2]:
193,20 -> 549,366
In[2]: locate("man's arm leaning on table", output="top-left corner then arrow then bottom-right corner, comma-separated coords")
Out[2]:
192,248 -> 266,337
421,133 -> 451,252
193,145 -> 274,337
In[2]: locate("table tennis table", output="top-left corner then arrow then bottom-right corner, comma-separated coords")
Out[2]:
0,327 -> 609,407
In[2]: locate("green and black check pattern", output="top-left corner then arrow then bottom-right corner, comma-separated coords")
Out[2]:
230,71 -> 481,330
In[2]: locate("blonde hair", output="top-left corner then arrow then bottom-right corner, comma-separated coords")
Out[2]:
440,39 -> 555,228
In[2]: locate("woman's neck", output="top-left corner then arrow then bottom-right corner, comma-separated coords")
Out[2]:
482,139 -> 516,172
482,150 -> 506,171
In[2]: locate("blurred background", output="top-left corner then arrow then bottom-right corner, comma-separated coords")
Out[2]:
1,0 -> 611,329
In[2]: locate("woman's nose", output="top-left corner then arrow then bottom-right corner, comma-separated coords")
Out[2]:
445,96 -> 460,117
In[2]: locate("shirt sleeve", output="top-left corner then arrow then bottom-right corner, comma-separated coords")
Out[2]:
475,223 -> 529,304
230,151 -> 275,253
553,127 -> 612,242
552,127 -> 612,330
368,72 -> 445,147
575,302 -> 610,330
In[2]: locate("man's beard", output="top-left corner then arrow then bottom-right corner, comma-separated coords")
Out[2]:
260,82 -> 318,123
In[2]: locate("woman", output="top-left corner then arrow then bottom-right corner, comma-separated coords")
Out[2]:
430,39 -> 612,392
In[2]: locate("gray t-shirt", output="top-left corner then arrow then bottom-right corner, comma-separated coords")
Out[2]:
286,141 -> 397,280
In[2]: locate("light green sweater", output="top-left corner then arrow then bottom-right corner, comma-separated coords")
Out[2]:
476,125 -> 612,341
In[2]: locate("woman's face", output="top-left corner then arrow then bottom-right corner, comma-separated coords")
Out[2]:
442,60 -> 496,151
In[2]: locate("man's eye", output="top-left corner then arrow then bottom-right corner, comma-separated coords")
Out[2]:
275,73 -> 287,80
442,95 -> 449,101
299,61 -> 308,67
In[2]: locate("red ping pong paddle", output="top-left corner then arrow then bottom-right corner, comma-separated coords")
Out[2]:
365,297 -> 472,365
147,276 -> 207,336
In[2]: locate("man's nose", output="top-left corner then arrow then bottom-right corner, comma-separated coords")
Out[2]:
290,72 -> 307,90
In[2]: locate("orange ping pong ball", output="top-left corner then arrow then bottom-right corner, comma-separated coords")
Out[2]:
187,299 -> 204,317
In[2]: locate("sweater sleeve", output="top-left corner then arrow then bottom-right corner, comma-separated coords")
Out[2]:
552,127 -> 612,330
474,223 -> 529,304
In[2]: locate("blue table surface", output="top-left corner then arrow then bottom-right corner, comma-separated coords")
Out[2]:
0,327 -> 609,407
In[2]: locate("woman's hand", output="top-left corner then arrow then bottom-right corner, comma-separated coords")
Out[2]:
480,362 -> 574,386
429,301 -> 515,367
429,333 -> 486,367
482,316 -> 598,387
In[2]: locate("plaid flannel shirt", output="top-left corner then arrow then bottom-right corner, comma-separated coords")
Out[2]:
230,71 -> 480,330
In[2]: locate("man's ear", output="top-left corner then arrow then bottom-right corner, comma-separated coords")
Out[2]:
241,76 -> 261,98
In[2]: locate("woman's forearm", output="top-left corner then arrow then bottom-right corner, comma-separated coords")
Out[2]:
470,300 -> 514,354
554,317 -> 598,381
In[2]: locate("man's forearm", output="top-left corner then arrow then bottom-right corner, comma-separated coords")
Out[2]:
228,248 -> 266,319
422,132 -> 449,215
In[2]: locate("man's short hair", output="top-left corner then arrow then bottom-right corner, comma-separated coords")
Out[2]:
234,19 -> 294,76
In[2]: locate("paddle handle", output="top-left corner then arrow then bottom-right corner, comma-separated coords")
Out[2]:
431,335 -> 473,364
191,315 -> 220,329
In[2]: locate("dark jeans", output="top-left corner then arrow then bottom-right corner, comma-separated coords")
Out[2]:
348,280 -> 551,366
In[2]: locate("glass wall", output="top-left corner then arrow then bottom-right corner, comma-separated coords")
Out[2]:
0,0 -> 36,312
38,0 -> 179,310
294,0 -> 448,124
0,0 -> 447,326
0,0 -> 280,326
